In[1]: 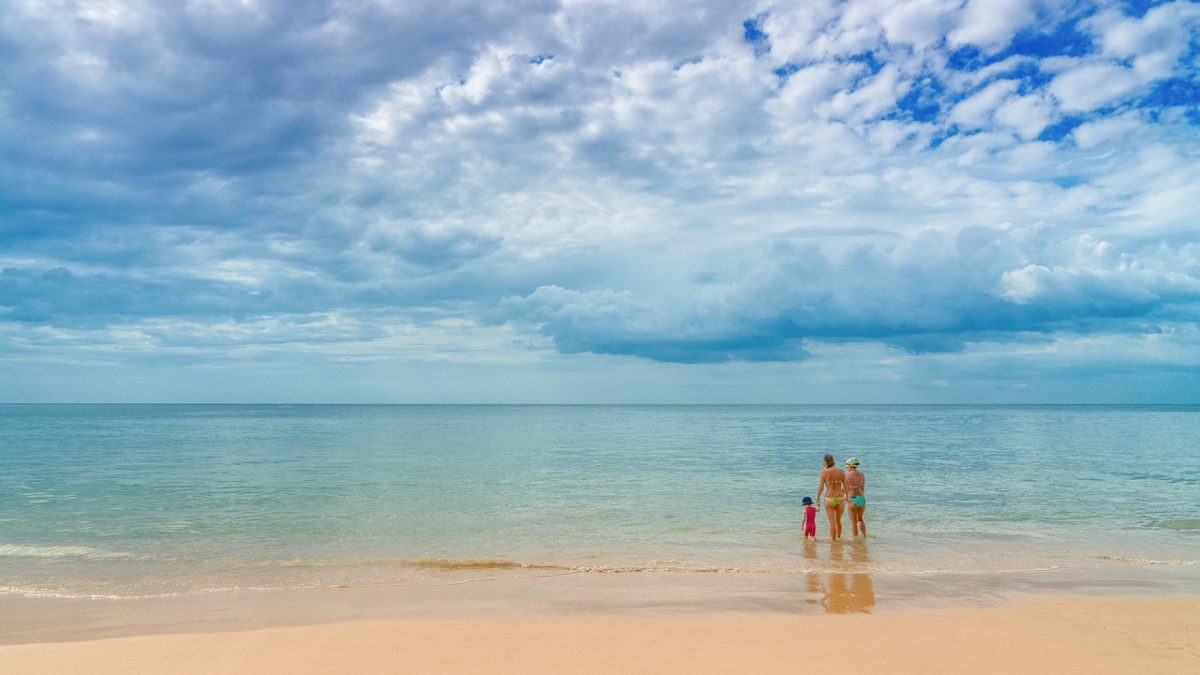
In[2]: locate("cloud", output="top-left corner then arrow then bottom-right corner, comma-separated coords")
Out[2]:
949,0 -> 1039,52
949,79 -> 1019,128
1050,62 -> 1145,112
997,237 -> 1200,311
1088,2 -> 1200,67
880,0 -> 959,49
505,227 -> 1200,362
1048,2 -> 1200,112
0,0 -> 562,228
0,266 -> 246,325
1,0 -> 1199,400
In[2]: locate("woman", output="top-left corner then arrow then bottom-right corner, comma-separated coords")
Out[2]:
845,457 -> 866,537
816,453 -> 847,541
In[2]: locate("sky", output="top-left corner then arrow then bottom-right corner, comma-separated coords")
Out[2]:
1,0 -> 1198,403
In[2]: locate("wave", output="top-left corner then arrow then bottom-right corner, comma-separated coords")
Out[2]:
0,584 -> 302,600
400,558 -> 565,571
6,555 -> 1196,600
1152,519 -> 1200,531
231,558 -> 571,571
0,585 -> 129,600
232,557 -> 823,575
0,544 -> 141,561
1095,555 -> 1198,566
228,557 -> 1187,577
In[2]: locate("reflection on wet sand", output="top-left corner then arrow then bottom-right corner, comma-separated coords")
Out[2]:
803,539 -> 875,613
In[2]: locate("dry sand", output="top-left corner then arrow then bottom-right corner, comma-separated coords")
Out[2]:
3,596 -> 1197,674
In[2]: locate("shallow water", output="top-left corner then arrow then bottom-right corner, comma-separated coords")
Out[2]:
1,404 -> 1197,599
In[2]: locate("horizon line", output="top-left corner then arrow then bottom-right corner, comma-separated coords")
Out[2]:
2,402 -> 1197,407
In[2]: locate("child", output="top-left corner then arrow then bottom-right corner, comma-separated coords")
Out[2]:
802,496 -> 818,539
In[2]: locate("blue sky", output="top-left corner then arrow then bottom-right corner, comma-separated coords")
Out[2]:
1,0 -> 1198,403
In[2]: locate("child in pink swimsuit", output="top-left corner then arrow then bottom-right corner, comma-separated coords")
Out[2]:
802,496 -> 817,538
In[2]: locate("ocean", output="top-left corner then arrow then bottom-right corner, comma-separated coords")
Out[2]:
2,404 -> 1197,602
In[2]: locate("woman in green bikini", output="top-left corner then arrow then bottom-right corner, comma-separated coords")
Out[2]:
845,457 -> 866,537
816,454 -> 847,541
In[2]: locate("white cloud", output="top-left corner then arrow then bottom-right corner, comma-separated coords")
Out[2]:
993,92 -> 1054,139
1051,2 -> 1200,112
819,64 -> 909,121
997,234 -> 1200,306
770,61 -> 861,119
1050,63 -> 1144,112
1070,113 -> 1143,149
948,0 -> 1038,52
880,0 -> 959,49
949,79 -> 1018,129
762,1 -> 856,64
1087,1 -> 1200,65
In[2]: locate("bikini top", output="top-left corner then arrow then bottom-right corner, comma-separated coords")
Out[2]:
824,468 -> 847,494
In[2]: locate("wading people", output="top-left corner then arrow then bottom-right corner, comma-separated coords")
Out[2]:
816,454 -> 847,541
845,457 -> 866,537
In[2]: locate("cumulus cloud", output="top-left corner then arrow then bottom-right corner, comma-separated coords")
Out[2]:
1050,2 -> 1200,112
880,0 -> 959,49
948,0 -> 1039,52
949,79 -> 1019,129
505,227 -> 1200,362
1050,62 -> 1145,112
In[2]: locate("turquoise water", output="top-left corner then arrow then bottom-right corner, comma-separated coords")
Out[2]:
1,404 -> 1197,598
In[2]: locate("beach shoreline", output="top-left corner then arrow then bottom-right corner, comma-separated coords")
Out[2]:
4,561 -> 1197,645
3,595 -> 1197,674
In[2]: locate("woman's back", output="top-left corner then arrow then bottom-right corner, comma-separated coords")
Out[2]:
847,469 -> 865,497
821,466 -> 847,497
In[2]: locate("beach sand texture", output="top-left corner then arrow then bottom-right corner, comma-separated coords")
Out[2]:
4,596 -> 1197,674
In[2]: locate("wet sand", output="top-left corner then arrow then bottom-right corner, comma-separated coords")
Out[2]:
3,596 -> 1197,674
4,556 -> 1198,646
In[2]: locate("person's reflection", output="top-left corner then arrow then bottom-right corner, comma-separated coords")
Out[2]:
803,538 -> 822,607
804,540 -> 875,613
845,540 -> 875,612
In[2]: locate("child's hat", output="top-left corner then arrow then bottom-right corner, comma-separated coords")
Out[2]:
802,496 -> 813,505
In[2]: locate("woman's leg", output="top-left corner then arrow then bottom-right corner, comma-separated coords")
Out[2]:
825,502 -> 839,540
847,503 -> 861,536
858,505 -> 867,537
835,501 -> 845,539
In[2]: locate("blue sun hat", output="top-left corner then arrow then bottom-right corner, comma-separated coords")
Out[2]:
802,496 -> 813,505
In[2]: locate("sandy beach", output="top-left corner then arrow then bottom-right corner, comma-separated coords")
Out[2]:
3,596 -> 1197,674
